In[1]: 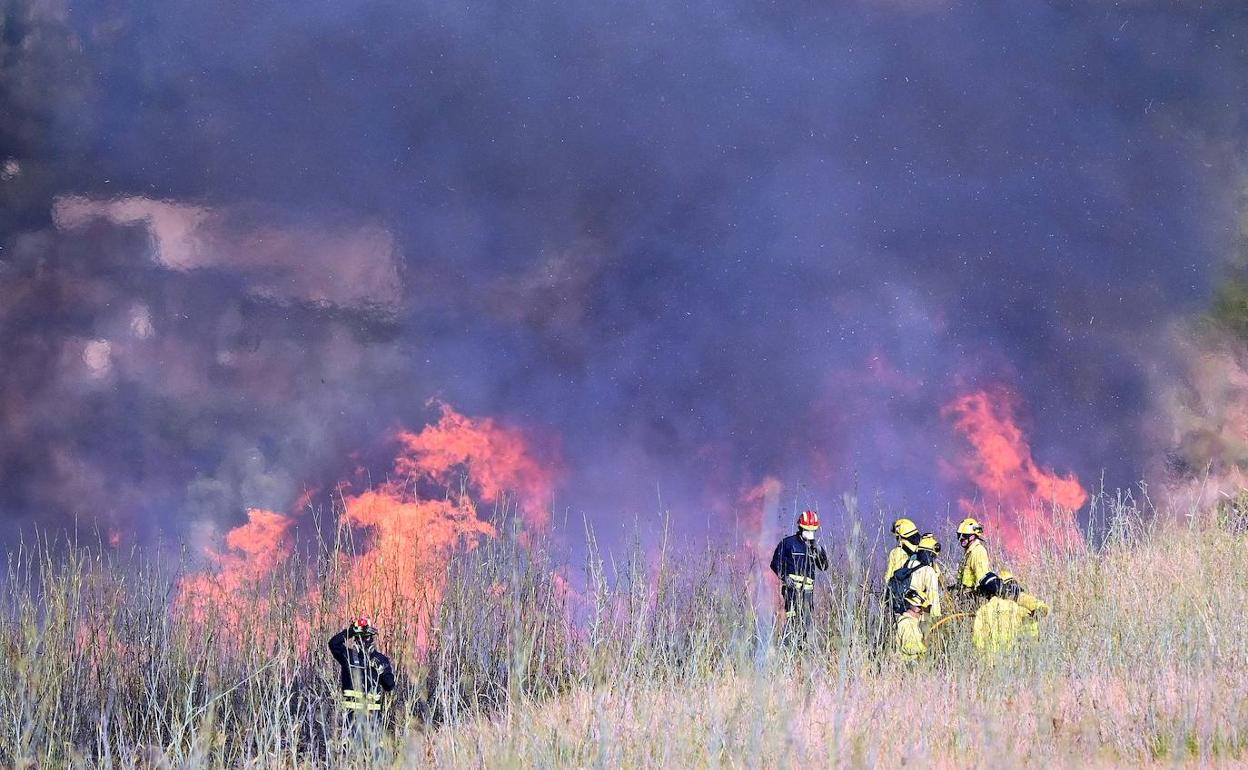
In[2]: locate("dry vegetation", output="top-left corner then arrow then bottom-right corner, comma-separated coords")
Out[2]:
2,492 -> 1244,769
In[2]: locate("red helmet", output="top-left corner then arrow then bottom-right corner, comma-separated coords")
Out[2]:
349,616 -> 377,639
797,510 -> 820,531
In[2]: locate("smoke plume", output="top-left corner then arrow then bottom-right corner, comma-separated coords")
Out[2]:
1,2 -> 1245,555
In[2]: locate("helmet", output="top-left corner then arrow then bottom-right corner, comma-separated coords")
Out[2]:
892,518 -> 919,539
977,572 -> 1002,598
917,534 -> 940,553
349,616 -> 378,640
797,510 -> 820,531
903,587 -> 931,609
998,570 -> 1016,584
957,517 -> 984,537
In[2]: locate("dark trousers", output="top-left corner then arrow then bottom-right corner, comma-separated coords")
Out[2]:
781,586 -> 815,646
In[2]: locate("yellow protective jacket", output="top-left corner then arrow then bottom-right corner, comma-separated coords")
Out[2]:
958,540 -> 991,590
884,546 -> 910,583
907,563 -> 942,618
972,596 -> 1030,652
1016,591 -> 1049,636
895,613 -> 927,661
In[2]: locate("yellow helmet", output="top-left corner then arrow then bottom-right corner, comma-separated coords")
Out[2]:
998,570 -> 1016,583
956,517 -> 984,536
892,517 -> 919,539
903,587 -> 931,608
917,534 -> 940,553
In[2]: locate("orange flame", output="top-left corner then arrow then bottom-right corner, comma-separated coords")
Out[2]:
942,388 -> 1087,553
176,403 -> 555,646
395,401 -> 555,528
176,507 -> 295,625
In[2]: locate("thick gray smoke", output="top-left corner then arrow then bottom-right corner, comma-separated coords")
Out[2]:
0,1 -> 1244,547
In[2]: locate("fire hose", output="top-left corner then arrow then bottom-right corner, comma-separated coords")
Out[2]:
927,611 -> 972,636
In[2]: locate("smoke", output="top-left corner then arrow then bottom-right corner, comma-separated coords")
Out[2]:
1,2 -> 1245,553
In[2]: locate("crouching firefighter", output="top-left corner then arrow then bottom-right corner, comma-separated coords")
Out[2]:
770,510 -> 829,646
328,617 -> 396,737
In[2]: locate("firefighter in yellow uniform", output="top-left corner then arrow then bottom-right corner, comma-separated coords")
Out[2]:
955,517 -> 992,594
999,570 -> 1049,638
906,534 -> 943,619
895,588 -> 930,662
972,573 -> 1035,653
885,518 -> 921,582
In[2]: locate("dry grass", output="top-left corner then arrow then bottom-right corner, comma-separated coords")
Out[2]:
1,494 -> 1243,769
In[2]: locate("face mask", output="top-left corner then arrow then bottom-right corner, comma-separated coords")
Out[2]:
801,530 -> 815,541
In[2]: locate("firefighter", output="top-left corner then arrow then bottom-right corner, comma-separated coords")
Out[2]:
955,517 -> 992,595
770,510 -> 829,645
328,617 -> 396,736
972,573 -> 1033,653
895,588 -> 930,662
999,570 -> 1050,637
885,518 -> 921,582
907,534 -> 943,619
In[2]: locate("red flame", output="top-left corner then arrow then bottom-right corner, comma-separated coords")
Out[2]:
942,388 -> 1087,553
176,403 -> 555,644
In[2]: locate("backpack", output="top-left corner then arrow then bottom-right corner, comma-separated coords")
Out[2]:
886,561 -> 920,615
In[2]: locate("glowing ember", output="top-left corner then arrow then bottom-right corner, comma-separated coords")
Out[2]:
943,388 -> 1087,553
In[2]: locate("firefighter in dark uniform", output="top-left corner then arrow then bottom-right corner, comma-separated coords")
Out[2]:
328,617 -> 396,739
769,510 -> 829,645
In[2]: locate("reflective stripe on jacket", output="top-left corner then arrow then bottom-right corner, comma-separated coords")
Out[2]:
328,629 -> 396,709
770,534 -> 828,588
342,689 -> 383,711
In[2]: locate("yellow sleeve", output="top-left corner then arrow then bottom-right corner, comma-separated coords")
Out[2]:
912,567 -> 941,618
885,548 -> 907,583
1018,593 -> 1049,618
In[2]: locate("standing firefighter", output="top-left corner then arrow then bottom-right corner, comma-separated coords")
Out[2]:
955,517 -> 992,595
328,617 -> 396,737
908,535 -> 943,618
885,518 -> 921,582
886,534 -> 942,619
770,510 -> 829,645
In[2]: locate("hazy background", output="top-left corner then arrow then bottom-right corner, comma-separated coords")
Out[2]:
1,1 -> 1245,552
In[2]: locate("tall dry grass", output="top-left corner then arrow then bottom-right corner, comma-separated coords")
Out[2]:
1,492 -> 1243,769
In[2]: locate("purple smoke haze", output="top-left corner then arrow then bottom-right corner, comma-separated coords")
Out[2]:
0,1 -> 1244,549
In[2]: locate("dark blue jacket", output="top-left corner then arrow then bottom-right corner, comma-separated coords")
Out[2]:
770,533 -> 829,585
328,629 -> 397,693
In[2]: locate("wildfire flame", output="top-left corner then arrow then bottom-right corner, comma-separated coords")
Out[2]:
943,388 -> 1087,553
177,403 -> 555,642
176,507 -> 295,625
